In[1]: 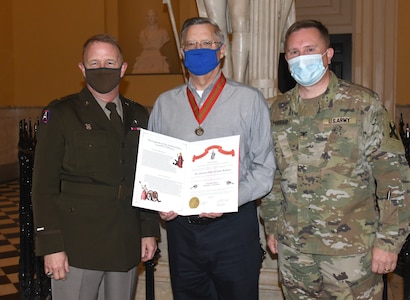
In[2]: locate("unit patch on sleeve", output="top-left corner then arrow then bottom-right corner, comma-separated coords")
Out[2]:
41,109 -> 50,124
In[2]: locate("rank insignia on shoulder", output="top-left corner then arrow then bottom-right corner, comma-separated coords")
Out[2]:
41,109 -> 50,124
85,123 -> 92,130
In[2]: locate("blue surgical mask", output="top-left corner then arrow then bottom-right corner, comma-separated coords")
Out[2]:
287,52 -> 328,87
184,47 -> 221,76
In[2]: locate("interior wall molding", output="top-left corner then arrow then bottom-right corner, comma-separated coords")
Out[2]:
296,0 -> 353,34
353,0 -> 397,118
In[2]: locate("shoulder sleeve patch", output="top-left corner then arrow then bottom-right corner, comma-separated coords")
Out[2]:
41,109 -> 50,124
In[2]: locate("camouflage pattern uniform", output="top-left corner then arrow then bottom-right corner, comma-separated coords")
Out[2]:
260,71 -> 410,299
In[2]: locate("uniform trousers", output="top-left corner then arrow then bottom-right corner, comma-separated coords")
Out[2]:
278,242 -> 384,300
167,202 -> 263,300
51,265 -> 138,300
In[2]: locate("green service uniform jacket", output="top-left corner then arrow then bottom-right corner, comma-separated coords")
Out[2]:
32,87 -> 160,272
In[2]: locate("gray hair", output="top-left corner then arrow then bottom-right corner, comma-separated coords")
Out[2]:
180,17 -> 225,44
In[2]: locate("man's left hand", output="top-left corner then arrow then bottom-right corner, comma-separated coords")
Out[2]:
371,246 -> 398,274
198,212 -> 223,218
141,237 -> 158,262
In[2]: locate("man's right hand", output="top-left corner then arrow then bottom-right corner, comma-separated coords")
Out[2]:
159,211 -> 178,221
44,251 -> 69,280
266,234 -> 278,254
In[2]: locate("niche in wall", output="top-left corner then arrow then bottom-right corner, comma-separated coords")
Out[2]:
117,1 -> 182,75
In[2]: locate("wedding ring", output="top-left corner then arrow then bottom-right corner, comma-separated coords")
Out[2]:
383,268 -> 390,273
46,271 -> 54,279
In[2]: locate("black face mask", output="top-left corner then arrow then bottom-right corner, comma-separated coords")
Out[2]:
85,67 -> 122,93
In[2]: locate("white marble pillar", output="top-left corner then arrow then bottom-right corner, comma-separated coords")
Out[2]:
249,0 -> 295,99
195,0 -> 250,82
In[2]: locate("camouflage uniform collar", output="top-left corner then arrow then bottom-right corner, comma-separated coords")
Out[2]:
290,71 -> 338,114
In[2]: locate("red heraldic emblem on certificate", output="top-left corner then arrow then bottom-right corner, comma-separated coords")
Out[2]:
132,129 -> 240,215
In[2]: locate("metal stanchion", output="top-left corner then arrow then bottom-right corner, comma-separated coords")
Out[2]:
396,237 -> 410,300
395,113 -> 410,300
18,119 -> 51,300
399,113 -> 410,164
144,248 -> 161,300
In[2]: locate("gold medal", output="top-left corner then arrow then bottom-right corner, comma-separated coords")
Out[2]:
189,197 -> 200,208
195,126 -> 204,136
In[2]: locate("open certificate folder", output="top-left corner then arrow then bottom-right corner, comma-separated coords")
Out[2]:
132,129 -> 240,215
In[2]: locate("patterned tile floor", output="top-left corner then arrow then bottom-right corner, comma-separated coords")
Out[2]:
0,180 -> 406,299
0,180 -> 20,300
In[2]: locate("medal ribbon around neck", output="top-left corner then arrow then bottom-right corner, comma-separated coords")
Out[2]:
186,73 -> 226,134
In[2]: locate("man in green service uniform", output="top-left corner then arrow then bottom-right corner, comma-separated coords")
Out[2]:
32,34 -> 160,300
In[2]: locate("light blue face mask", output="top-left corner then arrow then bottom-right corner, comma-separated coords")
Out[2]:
287,52 -> 328,87
183,47 -> 221,76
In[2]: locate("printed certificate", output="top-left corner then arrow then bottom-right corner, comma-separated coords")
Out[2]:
132,129 -> 239,215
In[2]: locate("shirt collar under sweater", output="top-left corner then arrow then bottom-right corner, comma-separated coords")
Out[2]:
187,71 -> 223,108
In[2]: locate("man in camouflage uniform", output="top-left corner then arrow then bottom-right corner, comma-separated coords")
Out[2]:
260,19 -> 410,299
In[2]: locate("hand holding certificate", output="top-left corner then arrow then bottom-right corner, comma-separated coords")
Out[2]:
132,129 -> 240,215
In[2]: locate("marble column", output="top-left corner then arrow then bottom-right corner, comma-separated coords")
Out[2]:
249,0 -> 295,99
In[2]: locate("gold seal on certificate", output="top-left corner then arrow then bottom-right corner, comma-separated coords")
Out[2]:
189,197 -> 200,208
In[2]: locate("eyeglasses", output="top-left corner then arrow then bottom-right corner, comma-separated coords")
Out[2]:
183,40 -> 222,50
